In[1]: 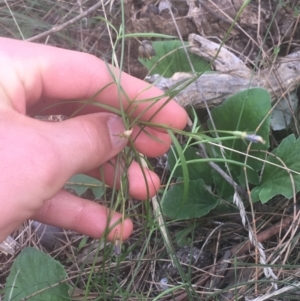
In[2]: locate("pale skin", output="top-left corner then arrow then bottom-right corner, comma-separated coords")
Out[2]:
0,38 -> 188,243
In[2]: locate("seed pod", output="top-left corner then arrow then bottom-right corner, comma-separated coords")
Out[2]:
138,40 -> 156,60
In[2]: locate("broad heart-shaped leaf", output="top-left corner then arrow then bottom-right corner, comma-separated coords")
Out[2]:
251,134 -> 300,203
168,145 -> 212,184
209,88 -> 271,182
65,174 -> 105,199
4,247 -> 70,301
161,178 -> 218,220
139,40 -> 211,77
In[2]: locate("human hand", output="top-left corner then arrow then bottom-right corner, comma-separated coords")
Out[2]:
0,38 -> 187,242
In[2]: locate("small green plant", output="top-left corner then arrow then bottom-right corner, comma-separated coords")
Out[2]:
139,40 -> 300,222
159,87 -> 271,220
251,134 -> 300,203
138,40 -> 212,77
4,248 -> 70,301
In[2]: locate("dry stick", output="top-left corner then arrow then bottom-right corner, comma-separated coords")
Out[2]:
26,1 -> 104,42
150,34 -> 300,110
101,0 -> 119,69
200,0 -> 263,55
173,215 -> 294,301
286,13 -> 300,55
256,0 -> 262,48
199,0 -> 241,33
231,216 -> 293,256
207,226 -> 225,292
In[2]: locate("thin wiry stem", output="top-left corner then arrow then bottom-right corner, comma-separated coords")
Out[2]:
26,1 -> 104,42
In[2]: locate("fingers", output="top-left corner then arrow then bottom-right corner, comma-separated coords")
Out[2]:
88,159 -> 160,200
0,37 -> 187,131
31,190 -> 133,241
35,113 -> 165,198
0,110 -> 157,242
131,126 -> 171,157
44,113 -> 163,200
42,112 -> 162,200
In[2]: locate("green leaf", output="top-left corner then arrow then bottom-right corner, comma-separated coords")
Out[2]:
162,178 -> 218,220
139,40 -> 211,77
251,134 -> 300,203
209,88 -> 271,178
4,247 -> 70,301
168,131 -> 189,209
168,145 -> 212,183
65,174 -> 105,199
211,168 -> 235,198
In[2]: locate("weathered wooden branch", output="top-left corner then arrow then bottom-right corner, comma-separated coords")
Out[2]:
146,34 -> 300,109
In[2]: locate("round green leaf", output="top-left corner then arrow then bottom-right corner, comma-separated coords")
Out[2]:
4,247 -> 70,301
162,178 -> 218,220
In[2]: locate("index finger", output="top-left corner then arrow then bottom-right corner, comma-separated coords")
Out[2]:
0,38 -> 187,130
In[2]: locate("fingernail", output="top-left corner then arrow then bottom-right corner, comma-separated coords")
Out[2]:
107,115 -> 128,148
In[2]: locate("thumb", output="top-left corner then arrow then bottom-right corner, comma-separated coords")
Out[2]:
45,112 -> 128,177
28,112 -> 129,199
